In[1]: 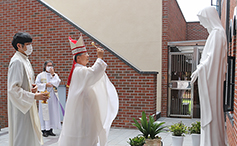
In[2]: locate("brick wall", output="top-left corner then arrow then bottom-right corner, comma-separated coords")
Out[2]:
161,0 -> 186,116
229,35 -> 237,146
232,30 -> 237,146
161,0 -> 209,117
221,0 -> 227,28
230,0 -> 236,22
186,22 -> 208,40
229,35 -> 236,56
223,0 -> 237,145
161,0 -> 169,117
226,115 -> 235,146
0,0 -> 157,129
167,0 -> 186,42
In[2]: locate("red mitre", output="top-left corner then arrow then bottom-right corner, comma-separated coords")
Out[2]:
67,34 -> 87,87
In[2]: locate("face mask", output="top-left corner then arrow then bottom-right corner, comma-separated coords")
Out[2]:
46,66 -> 53,72
24,44 -> 33,56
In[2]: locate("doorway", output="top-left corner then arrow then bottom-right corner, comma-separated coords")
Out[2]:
167,40 -> 205,118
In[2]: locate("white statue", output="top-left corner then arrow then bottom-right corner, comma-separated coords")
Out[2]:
191,6 -> 228,146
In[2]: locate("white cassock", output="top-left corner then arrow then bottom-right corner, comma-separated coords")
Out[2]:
194,6 -> 228,146
7,51 -> 43,146
58,58 -> 119,146
35,71 -> 62,130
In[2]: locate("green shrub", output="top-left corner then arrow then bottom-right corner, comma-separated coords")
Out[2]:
188,121 -> 200,134
127,136 -> 145,146
169,121 -> 188,136
132,111 -> 166,139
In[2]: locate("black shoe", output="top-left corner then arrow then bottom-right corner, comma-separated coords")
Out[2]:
42,130 -> 48,137
47,129 -> 56,136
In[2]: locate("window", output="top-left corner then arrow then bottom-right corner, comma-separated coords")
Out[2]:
223,56 -> 235,112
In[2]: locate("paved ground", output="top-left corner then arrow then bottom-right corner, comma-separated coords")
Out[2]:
0,117 -> 202,146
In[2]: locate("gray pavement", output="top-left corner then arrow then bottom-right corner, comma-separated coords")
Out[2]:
0,117 -> 200,146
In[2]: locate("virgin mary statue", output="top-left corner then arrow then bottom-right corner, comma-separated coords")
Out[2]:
191,6 -> 228,146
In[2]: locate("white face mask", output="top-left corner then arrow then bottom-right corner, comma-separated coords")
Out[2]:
46,66 -> 53,72
24,44 -> 33,55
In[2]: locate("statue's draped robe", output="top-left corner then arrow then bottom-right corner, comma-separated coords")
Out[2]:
197,6 -> 227,146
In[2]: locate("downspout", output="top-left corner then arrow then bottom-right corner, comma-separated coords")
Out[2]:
218,0 -> 222,18
226,0 -> 230,45
224,0 -> 230,122
211,0 -> 222,18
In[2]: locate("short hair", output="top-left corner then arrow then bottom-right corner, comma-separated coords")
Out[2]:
43,60 -> 54,71
74,53 -> 83,62
11,32 -> 32,51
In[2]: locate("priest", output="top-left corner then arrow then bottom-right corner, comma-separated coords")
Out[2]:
8,32 -> 49,146
58,34 -> 119,146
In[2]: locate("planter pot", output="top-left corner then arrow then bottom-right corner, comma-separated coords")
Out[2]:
144,138 -> 161,146
191,134 -> 200,146
172,136 -> 184,146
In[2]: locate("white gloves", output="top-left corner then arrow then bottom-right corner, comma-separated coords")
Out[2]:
191,69 -> 199,84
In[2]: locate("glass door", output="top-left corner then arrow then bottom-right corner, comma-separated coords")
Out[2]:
168,47 -> 202,118
168,53 -> 193,117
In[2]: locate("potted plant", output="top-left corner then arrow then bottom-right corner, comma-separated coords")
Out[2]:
127,136 -> 146,146
169,121 -> 188,146
132,111 -> 166,146
188,121 -> 201,146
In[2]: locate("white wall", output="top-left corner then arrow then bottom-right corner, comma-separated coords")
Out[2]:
42,0 -> 163,111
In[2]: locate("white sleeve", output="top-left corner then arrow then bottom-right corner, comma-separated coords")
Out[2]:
85,58 -> 107,86
8,59 -> 35,114
49,73 -> 61,88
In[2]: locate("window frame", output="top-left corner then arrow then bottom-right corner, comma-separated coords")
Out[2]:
224,56 -> 235,112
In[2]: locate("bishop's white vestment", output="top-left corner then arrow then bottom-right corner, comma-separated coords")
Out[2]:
35,71 -> 62,130
195,6 -> 228,146
58,58 -> 119,146
7,51 -> 43,146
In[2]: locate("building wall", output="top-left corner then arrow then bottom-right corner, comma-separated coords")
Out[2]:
161,0 -> 186,116
42,0 -> 163,73
42,0 -> 164,116
0,0 -> 157,129
226,115 -> 236,146
0,0 -> 211,129
221,0 -> 227,29
167,0 -> 187,42
230,0 -> 237,22
161,0 -> 209,117
226,36 -> 237,146
222,0 -> 237,145
186,22 -> 208,40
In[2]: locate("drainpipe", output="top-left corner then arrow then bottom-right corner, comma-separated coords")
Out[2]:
218,0 -> 221,18
211,0 -> 222,18
226,0 -> 230,44
224,0 -> 230,122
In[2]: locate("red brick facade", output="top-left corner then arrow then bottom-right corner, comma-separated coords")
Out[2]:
221,0 -> 237,145
161,0 -> 186,117
161,0 -> 208,116
0,0 -> 208,129
226,115 -> 236,146
0,0 -> 157,129
226,36 -> 236,146
186,22 -> 208,40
